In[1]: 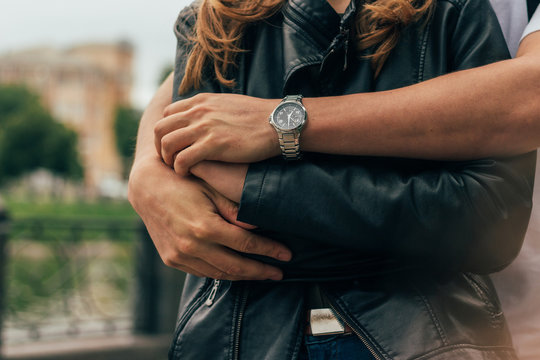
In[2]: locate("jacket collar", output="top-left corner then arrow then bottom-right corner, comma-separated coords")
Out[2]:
282,0 -> 357,49
281,0 -> 358,93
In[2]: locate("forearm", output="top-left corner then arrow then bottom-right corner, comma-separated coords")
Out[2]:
302,32 -> 540,160
129,72 -> 291,280
159,35 -> 540,168
132,73 -> 174,168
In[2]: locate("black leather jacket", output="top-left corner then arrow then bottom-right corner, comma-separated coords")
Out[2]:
168,0 -> 535,359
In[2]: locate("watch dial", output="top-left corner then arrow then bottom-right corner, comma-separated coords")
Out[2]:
273,103 -> 305,130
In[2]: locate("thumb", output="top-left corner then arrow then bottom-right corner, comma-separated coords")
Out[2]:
212,191 -> 257,230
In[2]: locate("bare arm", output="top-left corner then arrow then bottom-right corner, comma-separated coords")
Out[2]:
301,31 -> 540,160
128,73 -> 291,281
155,33 -> 540,174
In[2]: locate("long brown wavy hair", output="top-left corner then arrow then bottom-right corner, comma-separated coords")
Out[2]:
179,0 -> 435,94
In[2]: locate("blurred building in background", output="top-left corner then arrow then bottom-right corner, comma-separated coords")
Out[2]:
0,41 -> 133,197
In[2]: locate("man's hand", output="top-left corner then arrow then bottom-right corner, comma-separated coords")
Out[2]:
128,156 -> 291,281
154,93 -> 281,175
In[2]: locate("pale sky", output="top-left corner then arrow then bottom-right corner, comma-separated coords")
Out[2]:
0,0 -> 193,109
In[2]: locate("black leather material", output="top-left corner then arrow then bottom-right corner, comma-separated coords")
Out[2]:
169,0 -> 534,359
528,0 -> 539,19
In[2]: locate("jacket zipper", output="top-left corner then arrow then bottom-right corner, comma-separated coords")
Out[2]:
233,283 -> 249,360
327,301 -> 384,360
319,20 -> 351,74
205,279 -> 221,306
341,27 -> 350,71
170,278 -> 215,357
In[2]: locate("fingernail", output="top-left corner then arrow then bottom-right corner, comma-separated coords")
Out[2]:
277,251 -> 292,262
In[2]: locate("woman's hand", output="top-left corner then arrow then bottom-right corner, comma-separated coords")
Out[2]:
191,161 -> 248,204
154,93 -> 281,175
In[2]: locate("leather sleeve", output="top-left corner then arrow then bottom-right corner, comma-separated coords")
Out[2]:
237,0 -> 536,275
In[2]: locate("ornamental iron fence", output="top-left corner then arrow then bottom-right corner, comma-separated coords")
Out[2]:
0,207 -> 8,357
0,214 -> 185,356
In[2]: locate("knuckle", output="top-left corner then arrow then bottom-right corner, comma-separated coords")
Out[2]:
173,154 -> 188,174
160,133 -> 173,153
163,103 -> 175,117
238,235 -> 257,254
190,103 -> 210,117
201,224 -> 218,239
189,221 -> 210,240
161,250 -> 181,268
194,92 -> 209,102
223,264 -> 243,277
127,182 -> 137,207
211,270 -> 227,280
193,119 -> 211,133
177,238 -> 197,256
162,256 -> 176,268
209,132 -> 225,147
153,122 -> 163,138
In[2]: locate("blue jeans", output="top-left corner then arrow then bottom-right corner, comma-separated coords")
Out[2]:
298,334 -> 376,360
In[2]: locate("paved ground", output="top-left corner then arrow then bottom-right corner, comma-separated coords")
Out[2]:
2,334 -> 171,360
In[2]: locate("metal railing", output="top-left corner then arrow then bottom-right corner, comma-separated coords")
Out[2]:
0,212 -> 185,358
0,208 -> 8,357
5,217 -> 138,344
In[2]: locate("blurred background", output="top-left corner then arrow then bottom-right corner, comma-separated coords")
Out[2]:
0,1 -> 192,359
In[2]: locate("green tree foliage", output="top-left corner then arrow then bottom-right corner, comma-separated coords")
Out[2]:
114,106 -> 141,178
0,85 -> 40,120
0,85 -> 83,183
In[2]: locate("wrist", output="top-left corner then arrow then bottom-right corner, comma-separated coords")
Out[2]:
262,99 -> 283,159
129,155 -> 171,195
300,95 -> 355,154
268,95 -> 307,160
265,125 -> 282,158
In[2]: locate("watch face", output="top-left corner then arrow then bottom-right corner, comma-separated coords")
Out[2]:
272,102 -> 306,130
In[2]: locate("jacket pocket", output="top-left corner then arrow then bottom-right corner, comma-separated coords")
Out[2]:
169,279 -> 234,360
169,278 -> 215,357
462,273 -> 504,328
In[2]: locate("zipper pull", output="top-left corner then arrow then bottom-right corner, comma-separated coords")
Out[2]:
205,279 -> 221,306
341,28 -> 350,71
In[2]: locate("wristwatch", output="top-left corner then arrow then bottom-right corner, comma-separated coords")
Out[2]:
269,95 -> 307,160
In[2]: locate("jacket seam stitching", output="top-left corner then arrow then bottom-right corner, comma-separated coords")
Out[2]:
417,13 -> 433,83
462,273 -> 504,326
462,274 -> 492,308
413,287 -> 449,346
283,15 -> 325,52
284,3 -> 333,51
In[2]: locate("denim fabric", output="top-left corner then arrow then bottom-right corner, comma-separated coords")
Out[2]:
298,334 -> 375,360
